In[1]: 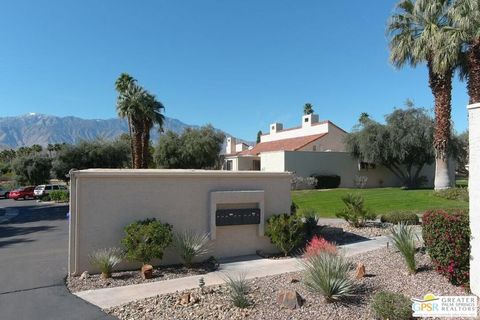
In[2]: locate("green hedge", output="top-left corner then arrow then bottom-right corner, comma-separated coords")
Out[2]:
380,211 -> 419,225
313,175 -> 341,189
49,190 -> 69,202
422,210 -> 470,286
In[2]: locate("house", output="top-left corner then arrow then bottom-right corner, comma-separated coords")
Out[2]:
224,113 -> 447,188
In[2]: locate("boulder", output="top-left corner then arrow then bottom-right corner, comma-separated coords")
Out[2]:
276,289 -> 303,309
141,264 -> 154,280
355,263 -> 366,279
79,271 -> 89,280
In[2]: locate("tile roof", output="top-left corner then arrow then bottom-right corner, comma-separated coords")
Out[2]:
237,133 -> 327,156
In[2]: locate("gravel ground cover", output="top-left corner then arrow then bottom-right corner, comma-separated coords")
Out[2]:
106,247 -> 474,320
67,264 -> 211,293
320,221 -> 422,241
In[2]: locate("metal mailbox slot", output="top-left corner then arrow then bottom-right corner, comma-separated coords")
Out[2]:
215,208 -> 261,226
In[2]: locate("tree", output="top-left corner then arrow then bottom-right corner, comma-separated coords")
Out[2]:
450,0 -> 480,104
140,93 -> 165,168
346,106 -> 435,188
388,0 -> 462,189
304,103 -> 314,115
154,125 -> 225,169
12,155 -> 51,185
256,130 -> 262,144
451,131 -> 469,176
51,139 -> 130,180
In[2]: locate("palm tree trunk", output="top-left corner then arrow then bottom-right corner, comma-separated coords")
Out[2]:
467,40 -> 480,104
428,61 -> 453,190
141,120 -> 152,169
131,119 -> 143,169
127,116 -> 135,168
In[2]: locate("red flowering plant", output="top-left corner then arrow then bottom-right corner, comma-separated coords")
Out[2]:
422,210 -> 470,286
304,235 -> 337,257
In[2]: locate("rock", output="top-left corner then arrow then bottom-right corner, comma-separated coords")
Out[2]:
355,263 -> 366,279
179,293 -> 191,305
276,289 -> 303,309
289,276 -> 300,283
141,264 -> 154,279
79,271 -> 89,280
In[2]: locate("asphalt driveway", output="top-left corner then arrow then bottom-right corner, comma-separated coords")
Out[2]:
0,199 -> 116,320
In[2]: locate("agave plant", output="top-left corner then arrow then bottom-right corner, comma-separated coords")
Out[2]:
89,247 -> 123,279
301,251 -> 356,303
222,272 -> 250,308
173,230 -> 211,267
389,222 -> 417,274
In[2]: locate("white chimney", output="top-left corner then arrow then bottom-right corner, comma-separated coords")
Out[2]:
302,113 -> 319,128
270,122 -> 283,134
226,137 -> 237,154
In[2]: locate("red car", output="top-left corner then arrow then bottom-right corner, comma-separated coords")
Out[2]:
9,186 -> 35,200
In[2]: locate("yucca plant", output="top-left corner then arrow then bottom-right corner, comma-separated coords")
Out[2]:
89,247 -> 123,279
301,251 -> 356,303
173,230 -> 211,267
222,272 -> 250,308
390,222 -> 417,274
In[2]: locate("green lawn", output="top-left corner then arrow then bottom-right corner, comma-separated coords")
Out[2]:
292,188 -> 468,218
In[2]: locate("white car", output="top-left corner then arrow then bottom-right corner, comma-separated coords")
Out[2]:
34,184 -> 67,198
0,187 -> 10,199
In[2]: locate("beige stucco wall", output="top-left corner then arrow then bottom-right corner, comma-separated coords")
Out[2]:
299,124 -> 347,152
261,122 -> 329,142
69,169 -> 291,275
261,150 -> 443,188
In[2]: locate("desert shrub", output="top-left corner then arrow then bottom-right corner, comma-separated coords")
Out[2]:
49,190 -> 69,202
371,291 -> 412,320
313,175 -> 341,189
304,235 -> 337,257
354,175 -> 368,188
290,201 -> 299,215
297,208 -> 319,240
223,272 -> 250,308
89,247 -> 123,278
390,223 -> 417,274
265,214 -> 305,256
380,211 -> 419,225
433,187 -> 469,202
301,251 -> 356,302
422,210 -> 470,286
173,230 -> 211,267
122,218 -> 173,265
335,193 -> 376,227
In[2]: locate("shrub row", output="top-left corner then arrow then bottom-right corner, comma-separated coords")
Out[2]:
380,211 -> 419,225
433,187 -> 469,202
49,190 -> 69,202
312,175 -> 341,189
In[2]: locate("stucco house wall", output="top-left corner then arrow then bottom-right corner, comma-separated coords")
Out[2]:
298,125 -> 347,152
69,169 -> 291,275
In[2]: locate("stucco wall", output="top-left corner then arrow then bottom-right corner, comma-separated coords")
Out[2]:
468,103 -> 480,295
261,150 -> 441,188
69,169 -> 291,275
299,124 -> 347,152
261,122 -> 329,142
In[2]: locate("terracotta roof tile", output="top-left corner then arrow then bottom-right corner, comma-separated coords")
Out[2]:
238,133 -> 327,156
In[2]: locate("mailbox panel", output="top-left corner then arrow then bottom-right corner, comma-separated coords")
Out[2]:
215,208 -> 261,226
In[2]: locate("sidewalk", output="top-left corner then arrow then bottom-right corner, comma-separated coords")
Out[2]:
74,234 -> 392,309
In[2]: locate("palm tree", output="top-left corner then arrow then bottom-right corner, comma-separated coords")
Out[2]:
115,73 -> 137,167
116,82 -> 147,168
388,0 -> 462,190
140,93 -> 165,168
304,103 -> 314,115
450,0 -> 480,104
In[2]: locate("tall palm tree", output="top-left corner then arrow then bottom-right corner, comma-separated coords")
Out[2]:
116,82 -> 146,168
388,0 -> 462,189
140,93 -> 165,168
450,0 -> 480,104
115,73 -> 137,167
303,103 -> 314,115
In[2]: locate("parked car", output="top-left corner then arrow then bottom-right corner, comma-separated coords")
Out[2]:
0,187 -> 10,199
34,184 -> 68,198
9,186 -> 35,200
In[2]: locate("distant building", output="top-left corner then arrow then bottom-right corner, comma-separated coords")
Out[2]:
224,112 -> 447,188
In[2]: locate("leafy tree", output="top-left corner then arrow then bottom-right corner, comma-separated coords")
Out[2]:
256,130 -> 262,144
303,103 -> 314,115
154,125 -> 225,169
51,139 -> 130,180
451,131 -> 469,176
450,0 -> 480,104
388,0 -> 462,189
346,106 -> 436,188
12,155 -> 51,185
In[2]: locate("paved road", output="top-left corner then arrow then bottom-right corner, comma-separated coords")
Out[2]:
0,199 -> 116,320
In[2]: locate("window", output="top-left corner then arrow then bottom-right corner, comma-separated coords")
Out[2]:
304,118 -> 309,122
226,160 -> 233,171
359,162 -> 376,170
53,185 -> 59,190
312,145 -> 317,151
271,125 -> 275,130
252,160 -> 260,171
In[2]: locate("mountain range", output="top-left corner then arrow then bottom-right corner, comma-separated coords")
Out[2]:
0,113 -> 250,150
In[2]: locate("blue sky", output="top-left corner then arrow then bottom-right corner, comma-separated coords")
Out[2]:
0,0 -> 470,141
